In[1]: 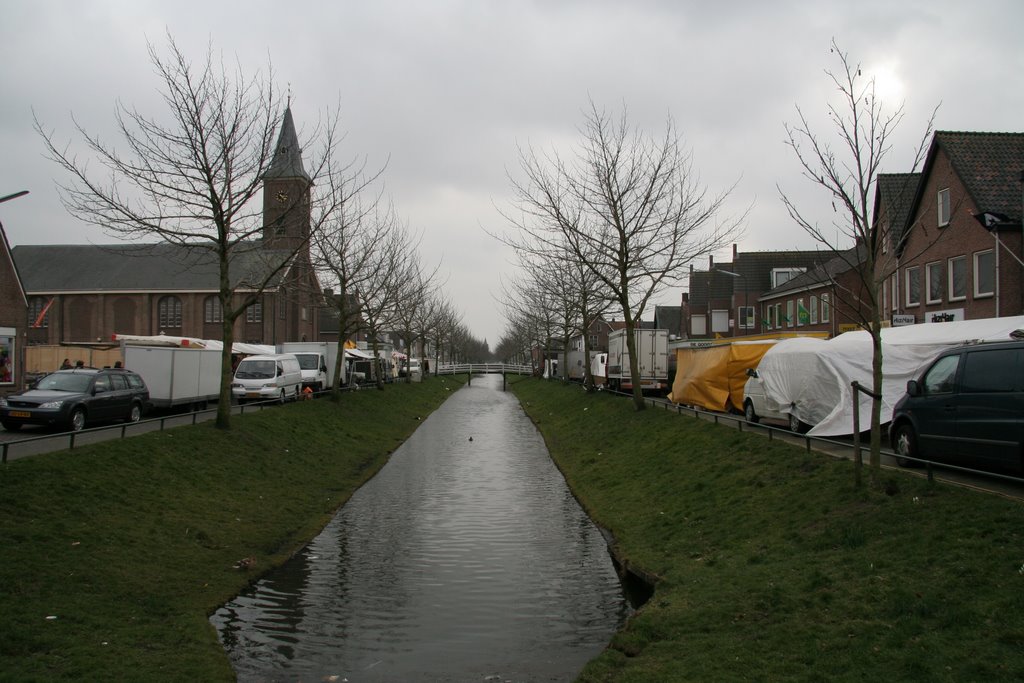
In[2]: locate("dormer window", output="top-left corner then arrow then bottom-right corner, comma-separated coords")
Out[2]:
771,267 -> 805,288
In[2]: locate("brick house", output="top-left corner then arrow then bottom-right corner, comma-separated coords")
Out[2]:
893,131 -> 1024,323
0,213 -> 28,395
13,107 -> 327,349
682,245 -> 832,338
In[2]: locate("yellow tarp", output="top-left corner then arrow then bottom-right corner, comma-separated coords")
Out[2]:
669,343 -> 775,412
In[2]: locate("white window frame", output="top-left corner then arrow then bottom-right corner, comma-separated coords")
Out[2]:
691,314 -> 707,337
974,249 -> 995,298
796,298 -> 806,327
938,188 -> 951,227
711,309 -> 729,334
771,267 -> 806,289
809,295 -> 818,325
820,294 -> 830,323
905,267 -> 920,307
926,261 -> 943,304
738,305 -> 755,329
948,255 -> 967,302
890,273 -> 899,311
786,300 -> 795,328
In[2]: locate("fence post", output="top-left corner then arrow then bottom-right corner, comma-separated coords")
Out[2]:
851,380 -> 863,488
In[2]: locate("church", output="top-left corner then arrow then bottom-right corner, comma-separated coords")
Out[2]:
12,108 -> 338,349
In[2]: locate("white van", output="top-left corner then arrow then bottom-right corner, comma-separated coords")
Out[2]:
231,353 -> 302,404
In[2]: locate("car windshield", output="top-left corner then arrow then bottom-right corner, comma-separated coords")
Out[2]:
35,373 -> 93,393
294,354 -> 319,370
235,360 -> 275,379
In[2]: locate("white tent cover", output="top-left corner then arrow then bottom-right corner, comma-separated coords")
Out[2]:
756,316 -> 1024,437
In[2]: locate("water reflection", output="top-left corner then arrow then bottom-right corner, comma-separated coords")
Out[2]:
212,374 -> 629,682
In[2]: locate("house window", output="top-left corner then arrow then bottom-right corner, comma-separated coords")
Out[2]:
796,298 -> 807,326
905,267 -> 920,306
786,300 -> 794,328
711,309 -> 729,333
882,279 -> 888,313
775,303 -> 783,327
926,262 -> 943,304
0,333 -> 15,385
691,314 -> 707,336
820,294 -> 830,323
738,306 -> 755,329
771,267 -> 805,288
890,273 -> 899,311
937,188 -> 951,227
764,305 -> 774,330
948,256 -> 967,301
246,301 -> 263,323
974,249 -> 995,297
28,297 -> 50,328
204,296 -> 223,324
810,295 -> 818,324
157,296 -> 182,329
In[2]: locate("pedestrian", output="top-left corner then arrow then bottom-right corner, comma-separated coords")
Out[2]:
302,385 -> 314,401
74,360 -> 85,368
113,361 -> 123,368
60,358 -> 72,369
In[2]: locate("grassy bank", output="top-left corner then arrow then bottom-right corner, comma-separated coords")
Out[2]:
0,377 -> 463,681
511,379 -> 1024,682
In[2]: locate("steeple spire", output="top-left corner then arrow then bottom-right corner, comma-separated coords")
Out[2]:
264,106 -> 310,181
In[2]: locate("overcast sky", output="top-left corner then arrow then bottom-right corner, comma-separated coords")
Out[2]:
2,1 -> 1023,345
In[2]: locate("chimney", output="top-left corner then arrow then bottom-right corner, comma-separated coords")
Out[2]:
709,254 -> 714,269
733,243 -> 738,260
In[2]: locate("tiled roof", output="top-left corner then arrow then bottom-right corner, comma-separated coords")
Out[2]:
936,131 -> 1024,222
12,243 -> 295,293
874,173 -> 921,244
760,244 -> 866,299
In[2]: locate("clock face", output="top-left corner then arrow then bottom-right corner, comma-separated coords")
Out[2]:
276,192 -> 289,203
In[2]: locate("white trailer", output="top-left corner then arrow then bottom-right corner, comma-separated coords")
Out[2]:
606,328 -> 670,393
122,345 -> 221,410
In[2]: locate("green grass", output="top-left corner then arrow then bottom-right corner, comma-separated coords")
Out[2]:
0,377 -> 463,682
512,378 -> 1024,682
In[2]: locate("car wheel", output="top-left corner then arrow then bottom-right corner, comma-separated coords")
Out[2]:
744,400 -> 759,424
69,408 -> 86,432
788,412 -> 806,434
892,423 -> 918,467
126,402 -> 142,424
1,421 -> 21,432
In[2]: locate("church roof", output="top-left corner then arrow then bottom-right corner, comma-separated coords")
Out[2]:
263,107 -> 310,182
12,243 -> 297,293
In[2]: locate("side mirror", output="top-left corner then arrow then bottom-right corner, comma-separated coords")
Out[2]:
746,368 -> 758,378
906,379 -> 921,397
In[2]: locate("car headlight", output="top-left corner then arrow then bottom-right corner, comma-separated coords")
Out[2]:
39,400 -> 64,409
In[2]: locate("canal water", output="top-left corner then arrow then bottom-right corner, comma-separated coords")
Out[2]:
211,373 -> 630,682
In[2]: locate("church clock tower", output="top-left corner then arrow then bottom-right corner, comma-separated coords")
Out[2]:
262,106 -> 312,252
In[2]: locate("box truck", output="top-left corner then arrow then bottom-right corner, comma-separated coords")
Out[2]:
122,345 -> 221,410
606,328 -> 669,393
278,342 -> 342,391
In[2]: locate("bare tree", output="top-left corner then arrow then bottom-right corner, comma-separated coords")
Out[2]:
506,101 -> 742,408
356,216 -> 419,389
779,39 -> 936,484
310,160 -> 393,400
391,259 -> 441,383
36,35 -> 347,428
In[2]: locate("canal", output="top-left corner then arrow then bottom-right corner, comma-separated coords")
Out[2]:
211,373 -> 630,682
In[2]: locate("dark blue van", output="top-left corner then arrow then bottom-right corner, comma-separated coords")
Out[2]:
889,341 -> 1024,474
